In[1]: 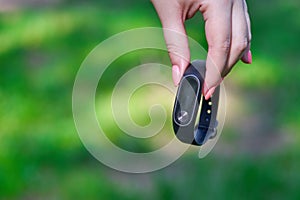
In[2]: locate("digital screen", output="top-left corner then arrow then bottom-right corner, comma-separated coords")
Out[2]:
174,76 -> 199,126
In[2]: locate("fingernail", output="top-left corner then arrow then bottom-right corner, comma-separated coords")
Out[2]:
203,82 -> 209,96
172,65 -> 181,86
247,50 -> 252,64
205,87 -> 216,100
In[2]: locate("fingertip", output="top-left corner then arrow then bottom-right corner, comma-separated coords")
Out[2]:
241,50 -> 252,64
172,65 -> 182,86
248,50 -> 252,64
204,86 -> 216,100
202,81 -> 209,96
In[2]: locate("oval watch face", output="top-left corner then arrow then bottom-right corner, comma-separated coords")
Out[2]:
174,75 -> 200,126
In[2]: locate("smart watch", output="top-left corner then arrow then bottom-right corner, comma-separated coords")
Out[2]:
172,60 -> 220,146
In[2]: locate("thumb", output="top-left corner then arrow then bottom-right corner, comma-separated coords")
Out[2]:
159,11 -> 190,86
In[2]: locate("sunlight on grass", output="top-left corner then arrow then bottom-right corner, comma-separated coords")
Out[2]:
231,57 -> 282,88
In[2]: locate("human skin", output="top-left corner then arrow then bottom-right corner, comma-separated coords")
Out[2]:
151,0 -> 252,100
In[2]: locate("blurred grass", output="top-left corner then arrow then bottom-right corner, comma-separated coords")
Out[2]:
1,0 -> 300,199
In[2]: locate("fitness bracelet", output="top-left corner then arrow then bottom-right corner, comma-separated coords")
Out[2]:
172,60 -> 220,146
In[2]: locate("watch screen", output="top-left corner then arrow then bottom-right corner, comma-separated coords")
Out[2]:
174,76 -> 200,126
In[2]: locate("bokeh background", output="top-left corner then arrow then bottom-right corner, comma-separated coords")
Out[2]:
1,0 -> 300,199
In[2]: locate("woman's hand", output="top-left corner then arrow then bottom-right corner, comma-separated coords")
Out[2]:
151,0 -> 252,99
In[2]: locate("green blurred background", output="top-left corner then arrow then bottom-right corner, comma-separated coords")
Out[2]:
1,0 -> 300,199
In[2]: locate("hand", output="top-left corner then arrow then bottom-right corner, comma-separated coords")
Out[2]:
151,0 -> 252,99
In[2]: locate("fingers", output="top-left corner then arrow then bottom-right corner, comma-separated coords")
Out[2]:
151,0 -> 252,91
151,0 -> 190,86
200,2 -> 232,99
225,0 -> 249,75
241,0 -> 252,64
